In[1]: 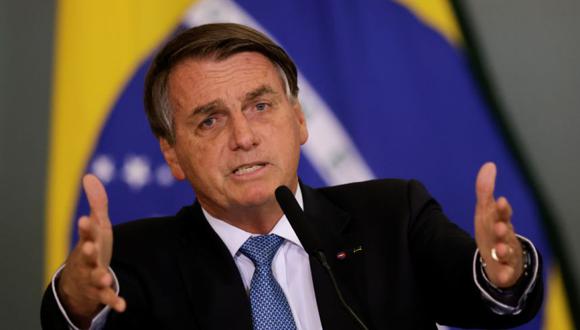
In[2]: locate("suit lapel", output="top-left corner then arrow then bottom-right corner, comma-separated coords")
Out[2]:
170,186 -> 369,329
174,203 -> 252,330
301,183 -> 370,329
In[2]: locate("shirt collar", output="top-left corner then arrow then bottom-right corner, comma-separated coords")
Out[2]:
203,185 -> 304,257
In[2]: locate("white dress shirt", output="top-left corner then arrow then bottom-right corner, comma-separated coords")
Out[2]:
203,185 -> 323,330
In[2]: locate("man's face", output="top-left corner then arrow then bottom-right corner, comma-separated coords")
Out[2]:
161,52 -> 308,220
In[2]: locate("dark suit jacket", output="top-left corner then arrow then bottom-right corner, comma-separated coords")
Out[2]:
41,179 -> 543,329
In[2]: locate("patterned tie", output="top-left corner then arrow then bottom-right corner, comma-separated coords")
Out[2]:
239,234 -> 297,330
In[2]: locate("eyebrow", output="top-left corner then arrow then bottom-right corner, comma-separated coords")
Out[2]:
190,100 -> 224,118
188,85 -> 279,118
243,85 -> 278,103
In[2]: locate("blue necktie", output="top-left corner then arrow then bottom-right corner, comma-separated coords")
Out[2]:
239,234 -> 297,330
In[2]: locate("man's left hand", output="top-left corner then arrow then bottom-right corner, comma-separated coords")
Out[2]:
474,162 -> 524,288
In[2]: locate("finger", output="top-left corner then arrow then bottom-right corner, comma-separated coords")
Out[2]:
475,162 -> 497,208
494,267 -> 515,287
493,221 -> 511,241
114,296 -> 126,313
80,241 -> 99,267
496,196 -> 513,223
90,267 -> 113,289
83,174 -> 110,225
77,216 -> 95,242
98,288 -> 126,312
78,215 -> 104,243
493,242 -> 513,264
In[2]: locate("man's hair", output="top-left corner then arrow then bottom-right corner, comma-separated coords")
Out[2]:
144,23 -> 299,144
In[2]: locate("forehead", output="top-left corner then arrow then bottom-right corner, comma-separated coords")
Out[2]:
167,52 -> 285,106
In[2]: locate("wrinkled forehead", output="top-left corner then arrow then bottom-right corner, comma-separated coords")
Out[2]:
167,51 -> 292,102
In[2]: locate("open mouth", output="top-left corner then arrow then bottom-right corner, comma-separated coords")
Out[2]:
232,163 -> 267,175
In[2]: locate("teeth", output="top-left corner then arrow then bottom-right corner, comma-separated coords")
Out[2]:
234,164 -> 264,175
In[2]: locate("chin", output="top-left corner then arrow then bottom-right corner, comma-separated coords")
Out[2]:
233,184 -> 277,207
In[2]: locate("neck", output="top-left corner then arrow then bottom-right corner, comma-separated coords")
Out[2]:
202,198 -> 284,235
231,201 -> 284,234
199,181 -> 300,235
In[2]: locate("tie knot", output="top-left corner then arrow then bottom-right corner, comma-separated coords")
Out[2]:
239,234 -> 284,267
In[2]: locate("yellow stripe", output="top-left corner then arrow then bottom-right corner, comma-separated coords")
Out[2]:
45,0 -> 195,283
396,0 -> 462,44
544,265 -> 573,329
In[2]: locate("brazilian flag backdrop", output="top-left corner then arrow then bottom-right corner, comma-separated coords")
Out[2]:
45,0 -> 572,328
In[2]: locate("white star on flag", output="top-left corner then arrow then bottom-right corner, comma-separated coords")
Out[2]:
122,155 -> 151,191
156,164 -> 175,187
91,154 -> 115,184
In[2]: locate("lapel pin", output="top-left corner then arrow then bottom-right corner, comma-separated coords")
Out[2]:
352,245 -> 363,254
336,245 -> 363,260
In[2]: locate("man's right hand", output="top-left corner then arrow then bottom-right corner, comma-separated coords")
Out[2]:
57,174 -> 126,328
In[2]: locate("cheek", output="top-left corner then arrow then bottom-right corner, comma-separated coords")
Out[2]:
187,141 -> 225,177
273,124 -> 303,163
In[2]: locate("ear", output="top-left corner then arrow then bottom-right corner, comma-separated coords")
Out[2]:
293,101 -> 309,145
159,138 -> 186,181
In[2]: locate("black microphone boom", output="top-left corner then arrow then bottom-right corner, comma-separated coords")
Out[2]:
274,185 -> 322,257
275,185 -> 369,330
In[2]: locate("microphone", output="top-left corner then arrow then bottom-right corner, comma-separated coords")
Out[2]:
275,185 -> 369,330
274,185 -> 322,258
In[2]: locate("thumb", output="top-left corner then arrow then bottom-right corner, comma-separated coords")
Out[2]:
476,162 -> 497,207
83,174 -> 110,225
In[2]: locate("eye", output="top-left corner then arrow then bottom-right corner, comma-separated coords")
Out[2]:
200,117 -> 216,129
255,102 -> 269,112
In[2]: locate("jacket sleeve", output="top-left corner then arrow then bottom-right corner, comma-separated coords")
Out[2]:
406,179 -> 543,328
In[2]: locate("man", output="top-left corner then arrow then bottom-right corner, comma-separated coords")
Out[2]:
41,23 -> 542,329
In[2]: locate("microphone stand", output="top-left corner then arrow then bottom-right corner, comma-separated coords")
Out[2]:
315,250 -> 369,330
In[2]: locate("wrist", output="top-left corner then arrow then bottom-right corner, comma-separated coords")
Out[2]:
479,237 -> 534,297
56,268 -> 103,328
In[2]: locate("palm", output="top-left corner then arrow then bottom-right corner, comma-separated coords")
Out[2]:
57,174 -> 125,328
474,162 -> 523,288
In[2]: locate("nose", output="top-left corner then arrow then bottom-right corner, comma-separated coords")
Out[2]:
229,114 -> 259,151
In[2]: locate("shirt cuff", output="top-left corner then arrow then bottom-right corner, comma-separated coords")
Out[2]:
472,235 -> 539,315
51,264 -> 120,330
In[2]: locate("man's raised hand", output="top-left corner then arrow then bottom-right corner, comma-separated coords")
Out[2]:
474,162 -> 524,288
57,174 -> 126,328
